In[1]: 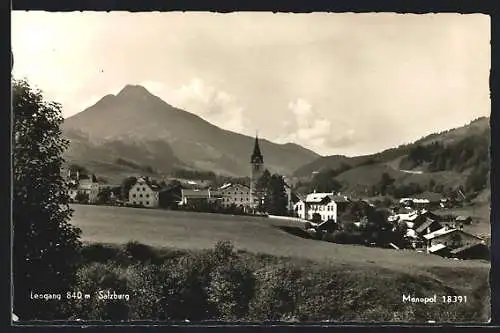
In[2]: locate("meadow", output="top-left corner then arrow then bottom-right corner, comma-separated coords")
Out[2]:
71,204 -> 488,270
68,204 -> 491,322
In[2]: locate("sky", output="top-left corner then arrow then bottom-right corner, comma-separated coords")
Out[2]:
11,12 -> 490,156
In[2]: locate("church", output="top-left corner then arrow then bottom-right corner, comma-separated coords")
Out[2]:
213,134 -> 294,214
250,134 -> 265,210
249,134 -> 294,213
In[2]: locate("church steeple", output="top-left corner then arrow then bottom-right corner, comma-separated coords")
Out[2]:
251,133 -> 264,164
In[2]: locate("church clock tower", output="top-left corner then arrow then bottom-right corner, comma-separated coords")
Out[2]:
250,134 -> 264,210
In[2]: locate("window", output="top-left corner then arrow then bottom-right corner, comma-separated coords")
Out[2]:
146,201 -> 149,205
140,194 -> 143,198
132,194 -> 136,198
146,194 -> 149,198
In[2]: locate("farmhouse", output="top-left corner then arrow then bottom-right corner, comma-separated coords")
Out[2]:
218,183 -> 253,212
128,177 -> 161,208
294,192 -> 349,222
450,242 -> 490,260
423,228 -> 484,256
180,188 -> 209,205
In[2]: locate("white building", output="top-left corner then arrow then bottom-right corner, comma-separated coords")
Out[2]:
294,192 -> 340,222
68,178 -> 100,204
128,177 -> 160,208
218,183 -> 252,211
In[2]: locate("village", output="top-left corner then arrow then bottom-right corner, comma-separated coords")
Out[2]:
62,136 -> 490,262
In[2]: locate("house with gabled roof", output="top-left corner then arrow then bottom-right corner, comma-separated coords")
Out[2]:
293,191 -> 351,222
423,227 -> 484,256
128,177 -> 162,208
216,183 -> 252,212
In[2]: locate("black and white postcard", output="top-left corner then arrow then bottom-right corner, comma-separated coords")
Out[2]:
11,11 -> 491,324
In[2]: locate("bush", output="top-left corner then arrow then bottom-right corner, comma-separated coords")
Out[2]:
249,265 -> 302,321
72,263 -> 131,320
122,241 -> 160,264
64,241 -> 489,322
207,259 -> 256,320
80,243 -> 122,264
126,264 -> 169,319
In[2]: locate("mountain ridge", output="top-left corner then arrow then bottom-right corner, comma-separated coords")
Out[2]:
293,116 -> 490,201
62,84 -> 320,181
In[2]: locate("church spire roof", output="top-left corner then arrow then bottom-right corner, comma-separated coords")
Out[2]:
251,133 -> 264,164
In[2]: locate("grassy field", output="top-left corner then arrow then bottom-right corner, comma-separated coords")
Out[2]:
70,204 -> 489,271
70,204 -> 490,322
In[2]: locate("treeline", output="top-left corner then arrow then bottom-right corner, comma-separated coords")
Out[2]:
294,163 -> 352,194
171,168 -> 217,181
401,130 -> 490,195
403,129 -> 489,173
115,158 -> 155,174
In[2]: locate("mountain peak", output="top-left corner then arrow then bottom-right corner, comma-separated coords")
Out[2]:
117,84 -> 152,98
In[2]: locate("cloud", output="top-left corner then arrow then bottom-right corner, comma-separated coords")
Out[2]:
277,98 -> 358,153
141,78 -> 249,134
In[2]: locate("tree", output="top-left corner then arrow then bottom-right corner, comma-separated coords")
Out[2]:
13,79 -> 82,319
311,213 -> 322,224
96,188 -> 112,204
68,163 -> 88,177
308,169 -> 342,193
255,170 -> 272,212
74,191 -> 90,204
378,172 -> 395,196
121,176 -> 137,201
465,162 -> 489,194
267,174 -> 288,215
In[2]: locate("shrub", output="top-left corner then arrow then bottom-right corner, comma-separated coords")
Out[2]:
126,263 -> 171,320
122,241 -> 160,264
248,265 -> 302,321
156,255 -> 215,321
72,262 -> 131,320
80,243 -> 122,264
207,259 -> 256,320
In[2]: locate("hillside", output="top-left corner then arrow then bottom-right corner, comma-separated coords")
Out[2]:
62,85 -> 320,180
293,117 -> 491,198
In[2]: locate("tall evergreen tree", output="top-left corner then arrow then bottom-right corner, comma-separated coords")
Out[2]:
13,79 -> 82,319
121,176 -> 138,200
255,169 -> 271,212
268,174 -> 288,215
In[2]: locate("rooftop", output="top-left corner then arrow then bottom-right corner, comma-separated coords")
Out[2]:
450,242 -> 487,254
181,189 -> 211,197
414,217 -> 442,234
423,227 -> 456,240
305,192 -> 334,203
428,243 -> 448,253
